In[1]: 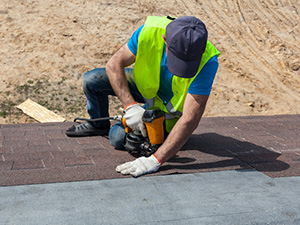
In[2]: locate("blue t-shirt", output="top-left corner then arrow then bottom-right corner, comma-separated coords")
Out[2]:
128,25 -> 219,103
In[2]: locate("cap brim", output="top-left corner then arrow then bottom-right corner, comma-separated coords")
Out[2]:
167,51 -> 201,78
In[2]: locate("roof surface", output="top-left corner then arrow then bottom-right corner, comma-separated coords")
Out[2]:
1,114 -> 300,224
1,114 -> 299,186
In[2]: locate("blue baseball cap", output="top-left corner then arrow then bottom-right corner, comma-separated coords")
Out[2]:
166,16 -> 208,78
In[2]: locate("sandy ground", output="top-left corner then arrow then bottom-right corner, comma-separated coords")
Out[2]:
0,0 -> 299,124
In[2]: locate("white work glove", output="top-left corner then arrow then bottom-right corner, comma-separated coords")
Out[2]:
116,155 -> 161,177
123,103 -> 147,137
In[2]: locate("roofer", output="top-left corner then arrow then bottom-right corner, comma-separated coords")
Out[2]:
66,15 -> 220,177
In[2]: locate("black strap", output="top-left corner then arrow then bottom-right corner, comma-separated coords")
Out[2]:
167,16 -> 176,21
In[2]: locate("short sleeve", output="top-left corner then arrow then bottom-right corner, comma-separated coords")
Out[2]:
188,55 -> 219,95
127,25 -> 144,56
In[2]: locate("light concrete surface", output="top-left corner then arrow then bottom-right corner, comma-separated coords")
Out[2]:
1,170 -> 300,225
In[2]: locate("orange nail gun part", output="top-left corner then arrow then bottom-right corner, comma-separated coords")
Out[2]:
122,117 -> 132,133
142,107 -> 165,145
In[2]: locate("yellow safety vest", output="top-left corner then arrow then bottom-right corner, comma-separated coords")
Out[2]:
133,16 -> 220,132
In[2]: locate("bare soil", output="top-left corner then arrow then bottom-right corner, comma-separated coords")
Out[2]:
0,0 -> 299,124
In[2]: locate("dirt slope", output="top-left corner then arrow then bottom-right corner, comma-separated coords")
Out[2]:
0,0 -> 299,124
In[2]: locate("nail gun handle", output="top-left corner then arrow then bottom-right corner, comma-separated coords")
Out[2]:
142,107 -> 165,145
122,117 -> 132,133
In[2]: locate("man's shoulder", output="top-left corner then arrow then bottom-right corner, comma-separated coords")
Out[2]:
127,24 -> 145,55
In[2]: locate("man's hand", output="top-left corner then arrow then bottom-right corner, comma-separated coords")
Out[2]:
116,155 -> 161,177
123,103 -> 147,137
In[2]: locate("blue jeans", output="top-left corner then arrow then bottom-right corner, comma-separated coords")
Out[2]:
82,68 -> 145,149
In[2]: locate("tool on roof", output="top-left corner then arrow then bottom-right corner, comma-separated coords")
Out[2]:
123,107 -> 165,156
73,107 -> 165,156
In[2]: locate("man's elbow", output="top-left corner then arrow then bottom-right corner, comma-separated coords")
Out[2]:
181,114 -> 202,133
105,59 -> 114,74
190,119 -> 201,132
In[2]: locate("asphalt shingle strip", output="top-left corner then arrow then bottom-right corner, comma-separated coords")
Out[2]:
1,170 -> 300,225
0,114 -> 299,186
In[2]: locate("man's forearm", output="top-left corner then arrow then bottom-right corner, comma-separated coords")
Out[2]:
154,119 -> 192,164
154,113 -> 203,164
106,65 -> 135,107
154,94 -> 208,164
105,44 -> 136,107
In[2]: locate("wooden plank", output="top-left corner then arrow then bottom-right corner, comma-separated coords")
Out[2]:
17,99 -> 65,123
